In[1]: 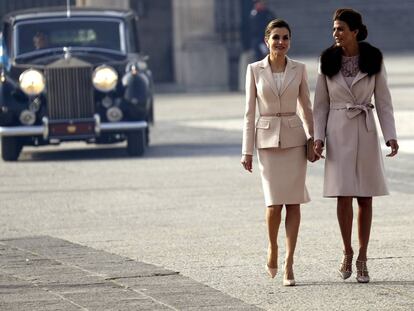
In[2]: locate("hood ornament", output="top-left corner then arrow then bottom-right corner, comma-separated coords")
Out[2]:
63,47 -> 71,60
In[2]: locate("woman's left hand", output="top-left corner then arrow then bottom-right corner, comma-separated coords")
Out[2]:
313,139 -> 325,159
386,139 -> 399,157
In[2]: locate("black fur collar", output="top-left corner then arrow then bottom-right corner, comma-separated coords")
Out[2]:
320,42 -> 382,77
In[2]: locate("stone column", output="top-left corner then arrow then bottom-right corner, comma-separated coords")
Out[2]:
76,0 -> 129,9
172,0 -> 229,91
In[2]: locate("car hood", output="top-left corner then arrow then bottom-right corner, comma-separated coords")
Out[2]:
13,50 -> 128,66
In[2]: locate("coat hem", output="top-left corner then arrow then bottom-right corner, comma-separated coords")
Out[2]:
323,193 -> 389,198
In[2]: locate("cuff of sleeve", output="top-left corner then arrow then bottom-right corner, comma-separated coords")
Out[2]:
314,135 -> 325,144
384,136 -> 397,146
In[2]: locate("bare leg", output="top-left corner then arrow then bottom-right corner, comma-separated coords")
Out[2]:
284,204 -> 301,279
266,205 -> 282,269
337,197 -> 354,255
356,197 -> 372,261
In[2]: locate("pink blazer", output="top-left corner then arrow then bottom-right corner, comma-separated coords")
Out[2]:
242,56 -> 314,155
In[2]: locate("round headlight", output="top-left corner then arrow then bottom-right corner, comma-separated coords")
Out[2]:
19,69 -> 45,96
92,65 -> 118,92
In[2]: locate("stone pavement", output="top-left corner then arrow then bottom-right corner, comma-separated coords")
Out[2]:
0,236 -> 260,310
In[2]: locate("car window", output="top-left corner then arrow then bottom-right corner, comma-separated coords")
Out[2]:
14,18 -> 125,55
127,18 -> 140,53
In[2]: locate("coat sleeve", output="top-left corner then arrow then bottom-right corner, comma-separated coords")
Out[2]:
374,62 -> 397,144
297,64 -> 314,137
313,64 -> 330,143
242,64 -> 257,155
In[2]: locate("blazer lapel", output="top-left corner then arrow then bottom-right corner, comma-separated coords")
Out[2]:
259,56 -> 279,97
280,57 -> 297,95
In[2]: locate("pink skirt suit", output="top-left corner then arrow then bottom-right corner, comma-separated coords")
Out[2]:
242,56 -> 314,206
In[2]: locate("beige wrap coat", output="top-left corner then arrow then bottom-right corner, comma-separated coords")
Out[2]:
314,62 -> 397,197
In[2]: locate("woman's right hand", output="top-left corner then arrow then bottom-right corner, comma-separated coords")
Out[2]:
241,154 -> 253,173
313,140 -> 325,159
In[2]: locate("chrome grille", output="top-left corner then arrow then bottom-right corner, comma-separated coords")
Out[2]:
45,59 -> 94,120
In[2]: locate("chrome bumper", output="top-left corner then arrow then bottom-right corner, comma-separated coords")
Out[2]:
0,117 -> 148,138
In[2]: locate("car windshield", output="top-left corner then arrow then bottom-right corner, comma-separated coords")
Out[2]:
14,18 -> 125,56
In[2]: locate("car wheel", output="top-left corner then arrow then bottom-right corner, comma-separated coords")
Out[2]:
126,129 -> 146,156
149,99 -> 154,124
1,137 -> 23,161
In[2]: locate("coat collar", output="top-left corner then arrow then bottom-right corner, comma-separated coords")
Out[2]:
320,42 -> 383,77
259,55 -> 297,97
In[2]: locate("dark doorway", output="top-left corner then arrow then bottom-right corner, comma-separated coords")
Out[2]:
130,0 -> 174,83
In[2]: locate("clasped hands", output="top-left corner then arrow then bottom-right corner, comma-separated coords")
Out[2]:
241,139 -> 398,173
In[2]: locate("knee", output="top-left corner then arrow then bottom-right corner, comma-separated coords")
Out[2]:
267,205 -> 282,216
337,196 -> 353,208
285,204 -> 300,214
357,197 -> 372,208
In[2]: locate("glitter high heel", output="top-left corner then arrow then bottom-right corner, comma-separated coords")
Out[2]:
338,251 -> 353,280
356,260 -> 370,283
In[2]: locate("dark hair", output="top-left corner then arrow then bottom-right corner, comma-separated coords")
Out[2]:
333,8 -> 367,41
264,19 -> 291,40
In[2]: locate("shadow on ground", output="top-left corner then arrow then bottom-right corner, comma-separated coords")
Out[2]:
18,143 -> 241,162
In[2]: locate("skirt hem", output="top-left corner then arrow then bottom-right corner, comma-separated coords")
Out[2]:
265,198 -> 311,207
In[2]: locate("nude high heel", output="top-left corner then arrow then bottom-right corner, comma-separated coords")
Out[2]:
265,264 -> 278,278
266,245 -> 277,278
283,266 -> 295,286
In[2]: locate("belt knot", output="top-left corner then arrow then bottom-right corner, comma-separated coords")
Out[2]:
345,103 -> 374,131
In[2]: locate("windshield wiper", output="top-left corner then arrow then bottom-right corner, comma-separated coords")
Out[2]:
68,47 -> 126,56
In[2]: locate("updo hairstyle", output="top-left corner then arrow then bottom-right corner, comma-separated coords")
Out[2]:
333,8 -> 368,41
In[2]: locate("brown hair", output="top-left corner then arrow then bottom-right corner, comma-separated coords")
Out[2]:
264,19 -> 291,40
333,8 -> 367,41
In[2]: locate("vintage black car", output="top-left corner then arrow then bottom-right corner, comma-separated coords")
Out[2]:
0,7 -> 154,161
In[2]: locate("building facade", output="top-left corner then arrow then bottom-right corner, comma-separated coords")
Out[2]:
2,0 -> 414,91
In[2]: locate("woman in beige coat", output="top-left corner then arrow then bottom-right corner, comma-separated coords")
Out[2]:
313,8 -> 399,283
241,19 -> 314,286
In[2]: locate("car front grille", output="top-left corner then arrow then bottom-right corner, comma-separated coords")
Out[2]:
45,58 -> 94,120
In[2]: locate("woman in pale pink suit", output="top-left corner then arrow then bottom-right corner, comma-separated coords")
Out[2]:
241,19 -> 314,286
313,8 -> 399,283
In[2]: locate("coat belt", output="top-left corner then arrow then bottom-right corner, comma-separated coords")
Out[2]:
330,102 -> 375,131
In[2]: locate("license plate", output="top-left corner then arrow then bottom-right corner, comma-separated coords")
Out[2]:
48,120 -> 95,138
